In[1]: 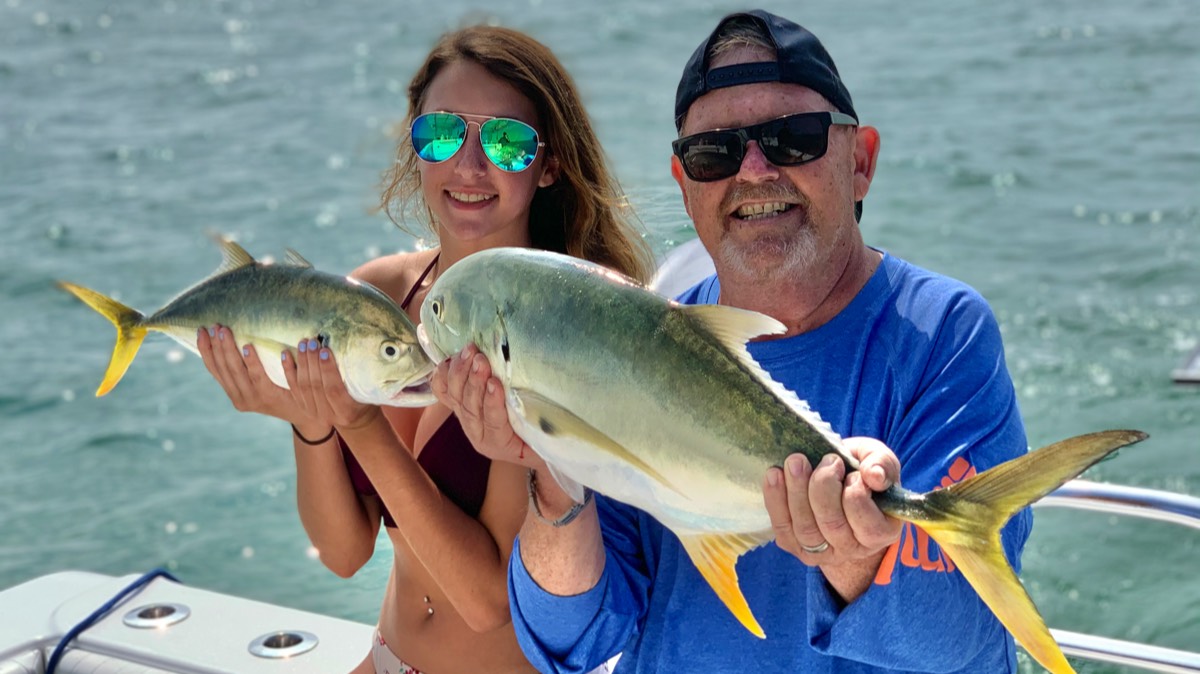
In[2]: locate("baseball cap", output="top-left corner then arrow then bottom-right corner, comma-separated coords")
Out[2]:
674,10 -> 863,219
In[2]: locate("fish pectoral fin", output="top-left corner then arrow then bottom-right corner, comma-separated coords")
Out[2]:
239,335 -> 298,390
545,464 -> 587,503
678,531 -> 773,639
510,388 -> 685,498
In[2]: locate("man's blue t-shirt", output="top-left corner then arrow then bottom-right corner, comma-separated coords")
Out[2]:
509,252 -> 1032,673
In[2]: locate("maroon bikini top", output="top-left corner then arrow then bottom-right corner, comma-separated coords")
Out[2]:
339,254 -> 492,525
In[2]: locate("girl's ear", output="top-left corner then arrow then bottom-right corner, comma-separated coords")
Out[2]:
538,155 -> 560,188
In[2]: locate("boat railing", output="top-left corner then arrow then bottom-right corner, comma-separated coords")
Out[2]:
1040,479 -> 1200,672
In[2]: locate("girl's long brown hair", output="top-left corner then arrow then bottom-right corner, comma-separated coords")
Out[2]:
380,26 -> 652,283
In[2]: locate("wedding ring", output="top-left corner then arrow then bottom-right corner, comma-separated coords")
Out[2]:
800,540 -> 830,554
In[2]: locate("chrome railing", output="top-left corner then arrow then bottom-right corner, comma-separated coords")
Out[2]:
1039,480 -> 1200,672
1042,480 -> 1200,530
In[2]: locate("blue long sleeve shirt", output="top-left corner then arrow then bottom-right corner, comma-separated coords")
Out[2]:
509,252 -> 1031,673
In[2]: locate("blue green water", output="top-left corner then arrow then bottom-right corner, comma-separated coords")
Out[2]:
2,0 -> 1197,670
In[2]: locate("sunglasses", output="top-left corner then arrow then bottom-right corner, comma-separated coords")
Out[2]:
411,111 -> 545,173
671,111 -> 858,182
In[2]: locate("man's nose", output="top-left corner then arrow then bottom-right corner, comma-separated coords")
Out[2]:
735,141 -> 779,183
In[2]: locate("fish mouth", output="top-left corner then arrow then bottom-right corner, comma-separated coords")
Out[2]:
417,324 -> 447,362
388,376 -> 436,407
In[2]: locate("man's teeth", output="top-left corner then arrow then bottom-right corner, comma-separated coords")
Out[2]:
736,202 -> 791,219
449,191 -> 495,203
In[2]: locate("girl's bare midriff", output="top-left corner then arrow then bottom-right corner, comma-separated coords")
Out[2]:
377,530 -> 536,674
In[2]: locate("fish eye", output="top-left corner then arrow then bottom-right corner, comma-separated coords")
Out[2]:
380,341 -> 407,361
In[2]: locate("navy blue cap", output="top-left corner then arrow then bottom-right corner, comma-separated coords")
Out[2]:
674,10 -> 863,220
674,10 -> 857,130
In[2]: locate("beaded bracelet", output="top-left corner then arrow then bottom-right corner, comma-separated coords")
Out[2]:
291,424 -> 337,446
527,469 -> 593,527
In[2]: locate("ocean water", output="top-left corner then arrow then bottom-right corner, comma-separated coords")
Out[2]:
1,0 -> 1197,671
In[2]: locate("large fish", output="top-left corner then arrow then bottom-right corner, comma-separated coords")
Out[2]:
417,247 -> 1147,674
60,236 -> 436,406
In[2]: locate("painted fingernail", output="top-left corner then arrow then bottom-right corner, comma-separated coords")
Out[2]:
208,327 -> 215,337
298,341 -> 307,353
308,339 -> 318,351
319,349 -> 329,361
281,351 -> 288,361
242,346 -> 249,357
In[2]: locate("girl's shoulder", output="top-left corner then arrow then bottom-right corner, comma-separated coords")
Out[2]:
350,249 -> 439,305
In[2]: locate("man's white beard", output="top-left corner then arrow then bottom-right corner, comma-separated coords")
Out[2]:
718,226 -> 820,282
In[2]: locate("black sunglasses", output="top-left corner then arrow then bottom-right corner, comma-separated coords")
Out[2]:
671,111 -> 858,182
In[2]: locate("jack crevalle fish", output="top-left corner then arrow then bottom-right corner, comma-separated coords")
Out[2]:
417,247 -> 1147,674
60,236 -> 436,406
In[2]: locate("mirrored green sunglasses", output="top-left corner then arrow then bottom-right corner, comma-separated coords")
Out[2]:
411,112 -> 545,173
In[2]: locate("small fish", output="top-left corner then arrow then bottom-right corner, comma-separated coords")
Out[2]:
417,247 -> 1147,674
60,235 -> 436,406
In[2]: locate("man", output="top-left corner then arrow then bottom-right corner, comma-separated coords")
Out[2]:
436,9 -> 1030,672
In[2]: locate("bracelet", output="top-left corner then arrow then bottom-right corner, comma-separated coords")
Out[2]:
291,424 -> 337,446
527,469 -> 593,527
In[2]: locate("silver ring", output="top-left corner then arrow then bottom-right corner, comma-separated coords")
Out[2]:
800,540 -> 830,554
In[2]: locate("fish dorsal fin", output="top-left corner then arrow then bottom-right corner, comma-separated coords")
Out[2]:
678,303 -> 785,344
509,387 -> 685,498
679,304 -> 845,451
678,530 -> 774,639
208,233 -> 257,275
283,248 -> 314,268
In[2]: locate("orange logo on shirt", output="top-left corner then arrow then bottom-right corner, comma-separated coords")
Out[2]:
873,457 -> 977,585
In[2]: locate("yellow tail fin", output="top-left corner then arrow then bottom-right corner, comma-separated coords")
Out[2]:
58,281 -> 148,396
911,430 -> 1148,674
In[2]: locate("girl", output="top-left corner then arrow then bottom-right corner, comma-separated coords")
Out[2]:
198,26 -> 650,674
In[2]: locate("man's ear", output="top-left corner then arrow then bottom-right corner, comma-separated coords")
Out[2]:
670,155 -> 691,216
852,126 -> 880,202
538,155 -> 560,188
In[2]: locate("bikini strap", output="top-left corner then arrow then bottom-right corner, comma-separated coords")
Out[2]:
399,253 -> 439,310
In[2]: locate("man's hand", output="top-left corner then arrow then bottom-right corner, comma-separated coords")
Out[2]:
764,437 -> 903,568
431,343 -> 543,470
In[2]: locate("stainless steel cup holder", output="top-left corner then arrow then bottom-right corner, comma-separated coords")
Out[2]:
122,603 -> 191,629
248,630 -> 319,658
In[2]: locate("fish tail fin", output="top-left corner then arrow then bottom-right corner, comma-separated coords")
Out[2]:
910,430 -> 1147,674
57,281 -> 148,396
